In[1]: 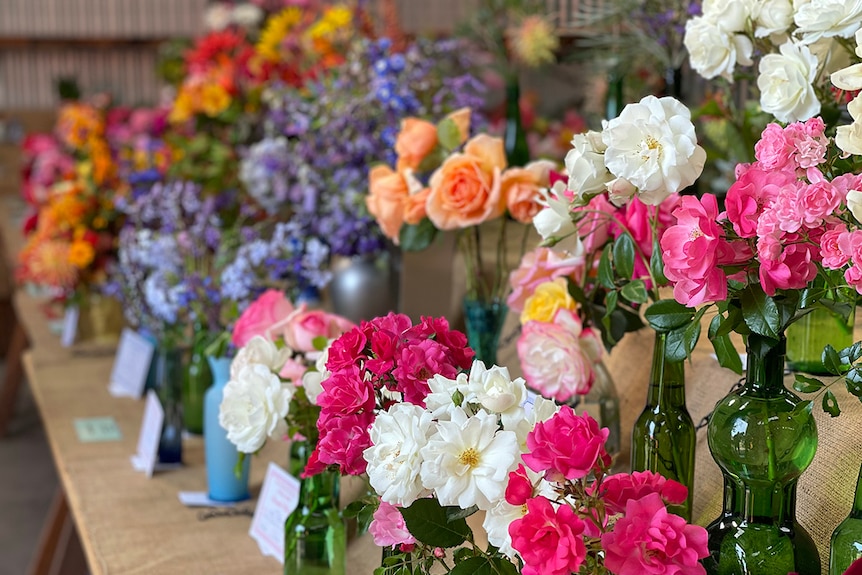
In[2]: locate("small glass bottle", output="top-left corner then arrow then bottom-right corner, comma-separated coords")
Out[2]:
830,462 -> 862,575
503,75 -> 529,167
154,344 -> 183,464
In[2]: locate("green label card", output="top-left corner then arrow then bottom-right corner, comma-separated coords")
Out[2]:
74,417 -> 123,443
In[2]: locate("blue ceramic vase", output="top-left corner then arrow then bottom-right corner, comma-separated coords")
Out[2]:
204,356 -> 250,502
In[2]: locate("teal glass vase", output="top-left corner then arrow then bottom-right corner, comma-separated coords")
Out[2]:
463,297 -> 508,366
704,333 -> 820,575
284,441 -> 345,575
830,461 -> 862,574
503,75 -> 529,167
631,330 -> 695,520
182,325 -> 214,435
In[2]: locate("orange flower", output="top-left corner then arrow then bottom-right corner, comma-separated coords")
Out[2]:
502,160 -> 556,224
366,165 -> 409,243
68,239 -> 95,269
426,134 -> 507,230
395,118 -> 439,172
404,187 -> 431,225
200,83 -> 232,117
19,239 -> 78,290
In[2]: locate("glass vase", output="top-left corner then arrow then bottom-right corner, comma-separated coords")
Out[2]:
786,303 -> 855,375
284,441 -> 345,575
182,325 -> 214,435
631,331 -> 695,520
830,461 -> 862,574
154,344 -> 184,465
504,75 -> 529,167
463,297 -> 508,366
566,361 -> 621,461
703,333 -> 820,575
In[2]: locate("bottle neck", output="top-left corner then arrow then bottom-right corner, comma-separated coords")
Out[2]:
724,476 -> 799,524
744,334 -> 787,395
646,331 -> 686,408
851,463 -> 862,519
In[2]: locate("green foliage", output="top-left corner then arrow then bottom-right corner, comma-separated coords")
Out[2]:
437,117 -> 462,151
612,233 -> 636,280
644,299 -> 695,332
398,499 -> 472,548
399,218 -> 438,252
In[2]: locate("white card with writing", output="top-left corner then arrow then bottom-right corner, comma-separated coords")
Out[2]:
130,391 -> 164,478
108,329 -> 155,398
178,491 -> 239,508
249,462 -> 301,563
60,305 -> 79,347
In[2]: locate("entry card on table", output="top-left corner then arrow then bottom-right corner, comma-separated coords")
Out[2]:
74,417 -> 122,442
108,329 -> 155,398
130,391 -> 163,478
249,462 -> 301,563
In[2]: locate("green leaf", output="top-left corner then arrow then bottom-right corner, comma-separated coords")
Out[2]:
823,390 -> 841,417
665,326 -> 689,362
605,290 -> 619,319
645,299 -> 695,332
793,374 -> 825,393
711,332 -> 743,374
822,344 -> 845,375
715,305 -> 742,337
446,505 -> 478,521
312,336 -> 328,352
437,117 -> 462,151
846,368 -> 862,398
399,499 -> 470,548
324,508 -> 346,568
450,556 -> 517,575
650,237 -> 667,285
683,318 -> 702,360
399,218 -> 438,252
567,281 -> 588,307
613,233 -> 636,280
740,286 -> 781,339
598,245 -> 615,289
620,279 -> 648,304
840,342 -> 862,365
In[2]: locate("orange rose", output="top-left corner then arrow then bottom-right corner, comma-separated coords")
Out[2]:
426,134 -> 507,230
503,160 -> 556,224
404,187 -> 431,225
395,118 -> 438,171
366,165 -> 409,243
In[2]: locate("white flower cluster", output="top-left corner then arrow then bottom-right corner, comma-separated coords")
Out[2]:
685,0 -> 862,123
204,2 -> 264,32
362,360 -> 560,557
832,30 -> 862,155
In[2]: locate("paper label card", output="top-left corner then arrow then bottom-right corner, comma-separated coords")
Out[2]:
130,391 -> 164,478
249,462 -> 301,563
108,329 -> 155,398
74,417 -> 122,442
60,305 -> 79,348
178,492 -> 239,508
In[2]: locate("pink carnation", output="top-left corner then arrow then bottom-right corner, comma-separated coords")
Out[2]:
509,497 -> 587,575
602,493 -> 708,575
507,247 -> 584,313
231,290 -> 294,347
595,471 -> 689,515
369,501 -> 416,547
522,407 -> 610,481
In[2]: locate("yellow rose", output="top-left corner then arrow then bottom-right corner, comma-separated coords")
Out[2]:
520,278 -> 576,324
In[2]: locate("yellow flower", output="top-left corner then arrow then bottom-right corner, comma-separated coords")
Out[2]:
257,7 -> 303,62
68,240 -> 95,269
169,87 -> 196,124
323,5 -> 352,29
200,83 -> 232,117
520,278 -> 576,324
508,15 -> 559,68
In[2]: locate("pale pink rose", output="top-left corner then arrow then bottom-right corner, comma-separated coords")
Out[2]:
572,193 -> 616,254
277,306 -> 354,353
846,263 -> 862,295
797,181 -> 841,228
821,225 -> 850,270
831,173 -> 862,198
759,241 -> 818,296
369,501 -> 416,547
517,310 -> 598,402
231,290 -> 295,347
789,117 -> 828,169
754,123 -> 794,171
279,358 -> 307,383
838,230 -> 862,265
522,407 -> 610,481
724,165 -> 793,238
602,493 -> 708,574
595,471 -> 688,515
509,496 -> 587,575
507,247 -> 584,313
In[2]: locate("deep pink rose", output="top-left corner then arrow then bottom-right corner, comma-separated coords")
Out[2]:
505,464 -> 534,506
821,225 -> 850,270
596,471 -> 688,515
315,412 -> 373,475
601,493 -> 708,575
507,247 -> 583,313
231,290 -> 295,347
318,366 -> 376,416
277,306 -> 354,353
391,339 -> 458,405
725,165 -> 793,238
406,316 -> 474,368
371,312 -> 413,339
366,328 -> 400,375
759,240 -> 818,296
754,123 -> 794,171
326,327 -> 368,372
369,501 -> 416,547
522,406 -> 610,481
509,497 -> 586,575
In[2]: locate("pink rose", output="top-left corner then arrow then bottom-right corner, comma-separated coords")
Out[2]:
409,316 -> 473,369
318,366 -> 376,417
725,165 -> 793,238
231,290 -> 294,347
821,225 -> 850,269
314,412 -> 373,475
759,240 -> 818,296
517,309 -> 599,402
505,464 -> 534,506
522,407 -> 610,481
509,496 -> 586,575
277,306 -> 354,353
798,181 -> 841,228
326,327 -> 368,372
391,339 -> 458,405
595,471 -> 688,515
279,358 -> 307,383
754,123 -> 794,171
572,194 -> 616,254
507,247 -> 584,313
847,264 -> 862,294
601,493 -> 708,575
369,501 -> 416,547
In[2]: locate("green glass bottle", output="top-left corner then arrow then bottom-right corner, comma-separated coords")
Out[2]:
830,462 -> 862,574
503,75 -> 529,167
182,325 -> 214,435
631,331 -> 695,520
704,333 -> 820,575
786,303 -> 855,375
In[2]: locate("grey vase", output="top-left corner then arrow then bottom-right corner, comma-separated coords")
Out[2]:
328,253 -> 400,324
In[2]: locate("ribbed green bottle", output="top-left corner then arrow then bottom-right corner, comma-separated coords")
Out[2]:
830,462 -> 862,574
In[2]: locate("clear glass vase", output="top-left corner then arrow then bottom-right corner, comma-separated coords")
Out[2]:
463,297 -> 508,366
284,441 -> 345,575
704,333 -> 819,575
631,330 -> 696,520
154,344 -> 184,464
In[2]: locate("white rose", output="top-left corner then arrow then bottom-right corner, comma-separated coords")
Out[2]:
425,372 -> 472,421
204,2 -> 232,31
757,41 -> 820,122
606,177 -> 637,206
363,403 -> 435,507
602,95 -> 706,202
300,344 -> 330,405
837,98 -> 862,155
684,17 -> 754,81
847,190 -> 862,223
219,364 -> 293,453
564,131 -> 612,200
794,0 -> 862,44
230,335 -> 291,381
231,3 -> 264,28
702,0 -> 752,31
533,182 -> 576,241
465,360 -> 527,429
753,0 -> 794,38
513,395 -> 561,449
